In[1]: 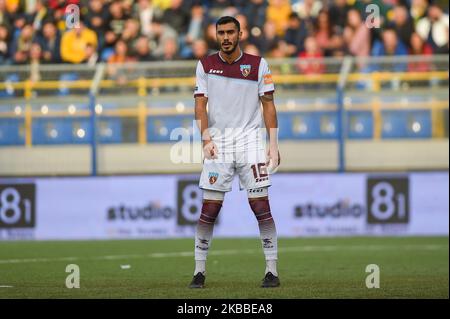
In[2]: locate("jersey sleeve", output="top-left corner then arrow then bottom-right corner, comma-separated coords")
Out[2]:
194,60 -> 208,97
258,58 -> 275,96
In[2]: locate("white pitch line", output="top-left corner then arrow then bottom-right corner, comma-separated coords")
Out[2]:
0,285 -> 13,288
0,244 -> 446,265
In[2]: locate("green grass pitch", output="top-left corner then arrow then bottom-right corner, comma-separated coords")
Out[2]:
0,237 -> 448,298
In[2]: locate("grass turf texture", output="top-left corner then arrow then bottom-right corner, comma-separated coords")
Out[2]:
0,237 -> 447,298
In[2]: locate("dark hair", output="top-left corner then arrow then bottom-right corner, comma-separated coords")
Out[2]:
216,16 -> 240,32
289,12 -> 300,21
382,26 -> 397,33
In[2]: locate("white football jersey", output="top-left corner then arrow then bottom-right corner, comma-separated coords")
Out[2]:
194,51 -> 275,153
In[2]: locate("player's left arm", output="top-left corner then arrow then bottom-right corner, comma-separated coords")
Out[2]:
260,93 -> 280,167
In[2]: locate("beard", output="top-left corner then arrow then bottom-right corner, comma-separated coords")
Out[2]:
220,41 -> 238,54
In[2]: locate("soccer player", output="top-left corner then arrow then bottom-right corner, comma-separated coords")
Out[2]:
189,16 -> 280,289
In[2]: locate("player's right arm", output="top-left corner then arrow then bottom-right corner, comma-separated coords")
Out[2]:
194,60 -> 218,159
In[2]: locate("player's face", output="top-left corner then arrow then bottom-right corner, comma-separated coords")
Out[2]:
216,22 -> 241,54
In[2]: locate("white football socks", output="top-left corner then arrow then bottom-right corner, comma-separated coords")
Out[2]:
265,260 -> 278,277
259,219 -> 278,277
194,222 -> 214,275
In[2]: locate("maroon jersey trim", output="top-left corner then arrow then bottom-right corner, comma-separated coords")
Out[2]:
200,52 -> 261,82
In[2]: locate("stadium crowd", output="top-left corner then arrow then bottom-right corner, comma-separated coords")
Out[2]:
0,0 -> 448,67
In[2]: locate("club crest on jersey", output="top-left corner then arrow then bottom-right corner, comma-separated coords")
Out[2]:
240,64 -> 251,77
208,172 -> 219,185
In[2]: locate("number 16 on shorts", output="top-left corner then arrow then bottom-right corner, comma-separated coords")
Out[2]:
0,184 -> 36,228
366,177 -> 409,224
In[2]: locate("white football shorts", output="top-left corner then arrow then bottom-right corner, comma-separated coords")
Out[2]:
199,148 -> 271,192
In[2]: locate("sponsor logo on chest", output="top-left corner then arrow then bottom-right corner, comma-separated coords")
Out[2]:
209,69 -> 223,74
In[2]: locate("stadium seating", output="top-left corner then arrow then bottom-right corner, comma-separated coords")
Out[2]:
0,118 -> 24,145
27,116 -> 123,145
279,111 -> 338,140
0,74 -> 19,98
347,111 -> 374,139
0,108 -> 439,146
32,117 -> 74,145
147,115 -> 199,143
382,110 -> 431,139
97,117 -> 123,143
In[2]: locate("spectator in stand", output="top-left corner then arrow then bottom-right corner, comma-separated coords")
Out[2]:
293,0 -> 322,21
179,5 -> 205,58
0,24 -> 10,64
208,0 -> 234,9
134,35 -> 154,61
243,42 -> 260,56
242,0 -> 267,35
147,18 -> 177,58
1,0 -> 449,67
108,38 -> 135,64
416,2 -> 449,54
266,0 -> 292,37
390,5 -> 415,49
329,0 -> 350,31
408,32 -> 433,72
60,22 -> 98,63
0,0 -> 13,31
343,8 -> 371,58
11,23 -> 34,64
105,0 -> 130,50
83,43 -> 99,67
207,0 -> 236,20
204,22 -> 220,52
284,13 -> 309,56
121,0 -> 134,17
410,0 -> 429,24
8,4 -> 26,37
152,0 -> 172,11
35,20 -> 61,64
235,14 -> 250,47
297,36 -> 325,75
85,0 -> 109,46
410,31 -> 434,56
184,5 -> 204,46
189,38 -> 209,60
29,42 -> 42,82
29,0 -> 53,32
134,0 -> 163,38
161,36 -> 179,60
162,0 -> 190,36
252,20 -> 281,55
314,9 -> 344,57
47,0 -> 80,29
121,18 -> 141,55
371,27 -> 408,72
372,27 -> 408,57
107,38 -> 136,84
267,40 -> 288,58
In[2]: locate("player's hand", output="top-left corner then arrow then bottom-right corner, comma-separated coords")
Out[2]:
203,141 -> 219,160
266,146 -> 280,174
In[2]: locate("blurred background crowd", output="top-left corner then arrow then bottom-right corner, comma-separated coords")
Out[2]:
0,0 -> 448,67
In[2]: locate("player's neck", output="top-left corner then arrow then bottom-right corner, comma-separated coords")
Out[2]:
219,47 -> 242,64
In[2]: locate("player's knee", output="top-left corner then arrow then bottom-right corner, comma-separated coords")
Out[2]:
199,190 -> 224,225
199,201 -> 222,225
249,197 -> 273,223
